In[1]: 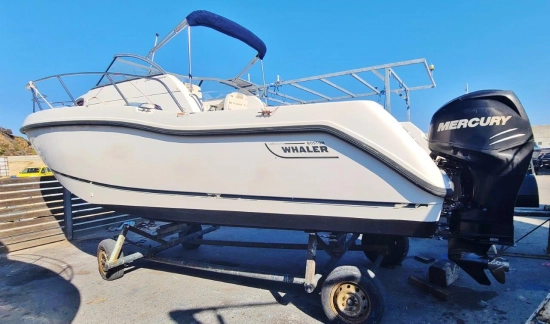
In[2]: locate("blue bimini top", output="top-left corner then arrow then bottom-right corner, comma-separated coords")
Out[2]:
186,10 -> 267,59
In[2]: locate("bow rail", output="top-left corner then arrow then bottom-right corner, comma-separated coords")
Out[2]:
27,71 -> 185,112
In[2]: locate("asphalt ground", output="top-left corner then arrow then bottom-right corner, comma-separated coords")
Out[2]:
1,175 -> 549,324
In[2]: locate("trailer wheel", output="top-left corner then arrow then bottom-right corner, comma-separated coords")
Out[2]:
97,239 -> 125,281
321,265 -> 386,324
179,224 -> 203,250
361,235 -> 409,266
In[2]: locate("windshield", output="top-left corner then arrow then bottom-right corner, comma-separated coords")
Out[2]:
96,56 -> 162,87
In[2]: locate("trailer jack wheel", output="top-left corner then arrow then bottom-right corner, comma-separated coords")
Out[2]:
97,238 -> 125,281
179,224 -> 203,250
362,235 -> 409,267
321,266 -> 385,324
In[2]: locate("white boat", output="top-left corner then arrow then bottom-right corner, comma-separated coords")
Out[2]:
21,10 -> 535,319
21,10 -> 451,237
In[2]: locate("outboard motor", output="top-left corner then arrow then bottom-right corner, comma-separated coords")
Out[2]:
428,90 -> 534,285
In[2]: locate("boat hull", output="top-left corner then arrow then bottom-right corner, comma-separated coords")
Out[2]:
22,100 -> 450,236
54,172 -> 440,236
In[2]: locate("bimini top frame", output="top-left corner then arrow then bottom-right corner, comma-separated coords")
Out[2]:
263,58 -> 436,121
145,10 -> 267,87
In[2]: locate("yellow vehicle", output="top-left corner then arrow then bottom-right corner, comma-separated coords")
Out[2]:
16,166 -> 54,178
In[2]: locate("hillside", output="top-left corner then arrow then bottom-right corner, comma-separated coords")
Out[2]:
0,127 -> 36,156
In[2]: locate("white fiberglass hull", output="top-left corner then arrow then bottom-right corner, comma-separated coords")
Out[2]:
22,100 -> 451,236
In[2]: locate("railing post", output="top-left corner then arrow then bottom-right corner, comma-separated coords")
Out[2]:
384,67 -> 391,113
63,187 -> 73,240
547,225 -> 550,254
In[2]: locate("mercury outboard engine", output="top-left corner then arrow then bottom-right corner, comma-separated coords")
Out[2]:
428,90 -> 534,285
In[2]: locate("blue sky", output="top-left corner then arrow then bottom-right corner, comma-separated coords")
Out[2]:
1,0 -> 548,136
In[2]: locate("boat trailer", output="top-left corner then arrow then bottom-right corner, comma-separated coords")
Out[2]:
97,222 -> 407,323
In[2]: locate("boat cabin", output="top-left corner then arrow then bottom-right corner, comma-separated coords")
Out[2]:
75,54 -> 267,114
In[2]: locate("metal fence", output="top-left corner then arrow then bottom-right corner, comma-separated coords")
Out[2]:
0,176 -> 138,253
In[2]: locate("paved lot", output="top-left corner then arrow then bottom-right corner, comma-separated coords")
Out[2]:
1,176 -> 549,324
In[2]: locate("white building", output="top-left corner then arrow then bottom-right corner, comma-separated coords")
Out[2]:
533,125 -> 550,149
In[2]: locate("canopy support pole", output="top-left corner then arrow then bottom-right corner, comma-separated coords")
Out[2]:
188,26 -> 192,86
151,33 -> 159,62
146,20 -> 189,59
232,56 -> 259,81
260,60 -> 267,103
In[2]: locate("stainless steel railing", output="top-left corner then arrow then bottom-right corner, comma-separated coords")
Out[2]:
28,71 -> 184,113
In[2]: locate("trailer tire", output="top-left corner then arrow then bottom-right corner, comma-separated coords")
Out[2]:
179,224 -> 203,250
321,265 -> 386,324
97,239 -> 125,281
361,235 -> 409,266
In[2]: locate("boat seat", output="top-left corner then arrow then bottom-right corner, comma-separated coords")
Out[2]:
223,92 -> 248,110
245,94 -> 267,110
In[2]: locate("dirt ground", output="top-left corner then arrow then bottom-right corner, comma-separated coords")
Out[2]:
1,176 -> 549,324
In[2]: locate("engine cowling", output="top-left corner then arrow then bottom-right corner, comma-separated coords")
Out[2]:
428,90 -> 534,285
